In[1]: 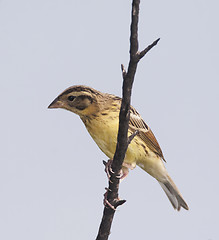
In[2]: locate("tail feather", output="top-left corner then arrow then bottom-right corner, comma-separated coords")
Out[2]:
159,175 -> 189,211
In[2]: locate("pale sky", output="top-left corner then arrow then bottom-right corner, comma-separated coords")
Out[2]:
1,0 -> 219,239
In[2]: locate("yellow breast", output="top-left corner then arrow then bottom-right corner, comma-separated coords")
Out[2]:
81,112 -> 150,169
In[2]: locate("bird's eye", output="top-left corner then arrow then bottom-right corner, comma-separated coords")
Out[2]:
68,96 -> 75,101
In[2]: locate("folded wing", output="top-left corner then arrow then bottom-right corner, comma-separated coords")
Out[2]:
129,106 -> 165,161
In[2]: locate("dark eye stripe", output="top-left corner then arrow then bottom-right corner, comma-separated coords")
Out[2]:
76,105 -> 87,110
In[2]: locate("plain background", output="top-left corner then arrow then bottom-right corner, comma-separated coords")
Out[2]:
1,0 -> 219,239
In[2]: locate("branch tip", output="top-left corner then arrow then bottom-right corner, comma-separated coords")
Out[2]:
121,64 -> 127,78
103,160 -> 107,166
155,37 -> 160,44
114,199 -> 127,208
139,37 -> 161,59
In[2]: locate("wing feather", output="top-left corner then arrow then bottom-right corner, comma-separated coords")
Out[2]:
129,106 -> 165,161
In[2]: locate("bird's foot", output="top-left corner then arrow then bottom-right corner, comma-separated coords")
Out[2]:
103,188 -> 126,210
117,166 -> 130,181
103,159 -> 115,182
103,188 -> 115,210
115,169 -> 128,180
103,159 -> 130,182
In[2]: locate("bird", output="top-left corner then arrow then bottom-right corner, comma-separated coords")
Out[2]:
48,85 -> 189,211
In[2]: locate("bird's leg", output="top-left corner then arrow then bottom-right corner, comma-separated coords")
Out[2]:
120,162 -> 136,180
103,159 -> 114,182
117,162 -> 136,180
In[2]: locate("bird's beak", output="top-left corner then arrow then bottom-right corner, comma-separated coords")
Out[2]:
48,97 -> 63,109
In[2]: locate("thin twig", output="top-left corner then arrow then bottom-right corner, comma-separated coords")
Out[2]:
121,64 -> 127,78
127,130 -> 139,145
138,38 -> 160,59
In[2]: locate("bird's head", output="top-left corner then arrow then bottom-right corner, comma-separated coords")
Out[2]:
48,85 -> 103,117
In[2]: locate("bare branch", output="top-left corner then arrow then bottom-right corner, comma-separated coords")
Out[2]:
138,38 -> 160,59
130,0 -> 140,57
96,1 -> 159,239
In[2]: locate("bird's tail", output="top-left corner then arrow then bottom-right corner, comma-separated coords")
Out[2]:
158,175 -> 189,211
